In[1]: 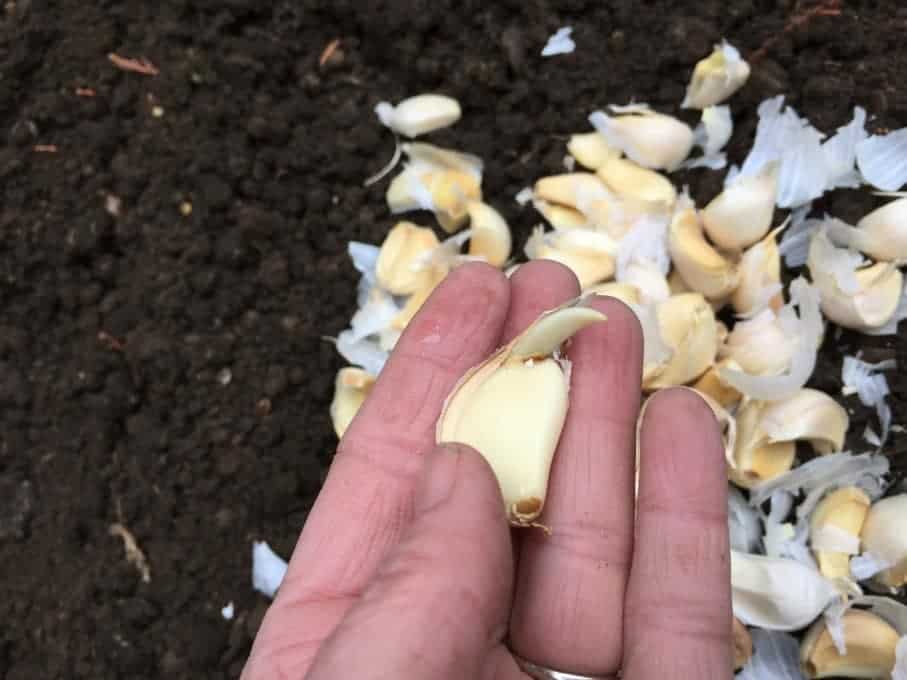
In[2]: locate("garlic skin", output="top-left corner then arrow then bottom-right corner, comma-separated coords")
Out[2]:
596,156 -> 677,209
731,226 -> 784,317
436,299 -> 607,526
810,486 -> 871,581
376,221 -> 441,295
668,204 -> 740,301
682,41 -> 751,110
374,94 -> 462,138
589,107 -> 695,171
800,609 -> 900,679
567,132 -> 620,171
642,293 -> 719,390
860,494 -> 907,590
702,162 -> 778,252
330,368 -> 377,438
465,201 -> 512,267
807,228 -> 904,332
855,197 -> 907,263
524,226 -> 618,288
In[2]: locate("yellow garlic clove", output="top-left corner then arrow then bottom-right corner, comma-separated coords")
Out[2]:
589,106 -> 695,171
667,267 -> 692,295
465,201 -> 512,267
728,398 -> 796,488
702,162 -> 778,252
810,486 -> 871,581
585,282 -> 641,306
731,226 -> 784,317
374,94 -> 462,137
533,172 -> 619,231
642,293 -> 719,390
595,156 -> 677,209
807,228 -> 904,332
682,41 -> 751,110
330,368 -> 377,438
376,221 -> 441,295
567,132 -> 621,170
436,298 -> 607,526
800,609 -> 900,679
668,204 -> 740,301
532,198 -> 590,231
854,196 -> 907,263
759,388 -> 849,454
733,617 -> 753,671
692,358 -> 743,409
860,494 -> 907,590
525,226 -> 618,288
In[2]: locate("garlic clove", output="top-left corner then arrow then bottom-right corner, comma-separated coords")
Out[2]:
855,196 -> 907,263
800,609 -> 900,679
532,198 -> 590,231
437,298 -> 607,526
642,292 -> 719,390
733,617 -> 754,671
860,494 -> 907,590
589,107 -> 695,171
719,308 -> 795,376
567,132 -> 621,170
465,201 -> 512,267
620,260 -> 671,305
810,486 -> 871,581
728,398 -> 796,488
585,282 -> 641,306
596,156 -> 677,209
375,221 -> 441,295
702,161 -> 778,252
525,226 -> 618,288
731,225 -> 784,317
759,388 -> 849,454
668,204 -> 740,300
808,228 -> 904,331
692,358 -> 743,409
374,94 -> 462,137
682,40 -> 751,110
667,267 -> 692,295
533,173 -> 619,232
330,367 -> 377,438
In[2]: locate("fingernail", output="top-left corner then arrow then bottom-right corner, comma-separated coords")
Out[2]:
415,444 -> 463,513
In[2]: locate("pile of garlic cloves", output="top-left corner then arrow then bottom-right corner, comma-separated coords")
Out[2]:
328,43 -> 907,680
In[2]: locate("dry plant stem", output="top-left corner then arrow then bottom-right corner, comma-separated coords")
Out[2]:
109,523 -> 151,583
318,39 -> 341,68
749,0 -> 843,64
107,52 -> 160,75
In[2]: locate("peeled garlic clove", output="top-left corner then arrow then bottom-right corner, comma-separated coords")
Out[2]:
682,40 -> 751,110
667,267 -> 692,295
596,157 -> 677,208
759,388 -> 849,454
436,298 -> 607,526
567,132 -> 620,170
532,198 -> 589,231
589,107 -> 695,171
533,173 -> 619,231
585,282 -> 641,306
732,226 -> 784,317
702,162 -> 778,252
810,486 -> 871,581
808,228 -> 904,331
860,494 -> 907,590
525,226 -> 618,288
692,358 -> 743,409
728,399 -> 796,488
375,221 -> 441,295
374,94 -> 462,138
719,308 -> 795,376
855,196 -> 907,263
800,610 -> 900,679
733,617 -> 754,671
465,201 -> 511,267
642,292 -> 719,390
330,368 -> 377,438
430,171 -> 484,233
668,204 -> 740,300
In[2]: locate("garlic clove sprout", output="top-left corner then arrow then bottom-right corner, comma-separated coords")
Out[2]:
702,161 -> 779,252
376,221 -> 441,295
330,367 -> 377,438
589,106 -> 695,171
668,203 -> 740,301
374,94 -> 462,138
465,201 -> 512,267
860,494 -> 907,590
800,609 -> 900,679
682,40 -> 751,110
809,486 -> 871,581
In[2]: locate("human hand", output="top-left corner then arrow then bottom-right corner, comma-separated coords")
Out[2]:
241,261 -> 732,680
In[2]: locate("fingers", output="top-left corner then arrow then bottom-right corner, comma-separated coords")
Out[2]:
305,444 -> 514,680
242,263 -> 510,679
622,389 -> 733,680
510,298 -> 643,675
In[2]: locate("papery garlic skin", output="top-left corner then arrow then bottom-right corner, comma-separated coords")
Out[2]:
375,94 -> 462,138
800,610 -> 900,679
860,494 -> 907,590
589,107 -> 695,171
682,41 -> 751,110
702,162 -> 778,252
330,368 -> 377,438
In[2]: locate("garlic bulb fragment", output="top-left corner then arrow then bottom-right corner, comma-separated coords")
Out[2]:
374,94 -> 462,138
596,156 -> 677,209
567,132 -> 620,170
860,494 -> 907,590
465,201 -> 512,267
668,203 -> 740,301
800,610 -> 899,679
376,221 -> 441,295
731,226 -> 784,317
589,106 -> 695,171
436,298 -> 607,526
525,226 -> 618,288
807,228 -> 904,332
641,293 -> 719,390
682,40 -> 751,110
702,162 -> 778,252
810,486 -> 871,581
330,367 -> 377,438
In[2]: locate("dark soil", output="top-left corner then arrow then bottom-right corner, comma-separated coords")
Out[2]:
0,1 -> 904,678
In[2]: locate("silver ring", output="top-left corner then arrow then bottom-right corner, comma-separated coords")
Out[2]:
512,652 -> 616,680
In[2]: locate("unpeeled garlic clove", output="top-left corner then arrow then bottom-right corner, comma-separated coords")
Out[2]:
692,358 -> 743,409
800,609 -> 900,679
436,298 -> 607,526
702,162 -> 778,252
810,486 -> 871,581
682,41 -> 751,110
465,201 -> 512,267
589,106 -> 695,171
854,196 -> 907,263
567,132 -> 620,170
330,368 -> 377,438
808,228 -> 904,332
376,221 -> 441,295
374,94 -> 462,138
731,226 -> 784,317
733,617 -> 754,671
595,156 -> 677,209
860,494 -> 907,590
641,292 -> 719,390
524,226 -> 618,288
668,203 -> 740,301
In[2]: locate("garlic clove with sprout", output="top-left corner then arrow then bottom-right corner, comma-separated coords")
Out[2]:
567,132 -> 621,170
800,609 -> 900,679
374,94 -> 462,137
702,162 -> 778,252
682,41 -> 751,110
376,221 -> 441,295
809,486 -> 871,581
465,201 -> 512,267
589,105 -> 695,171
860,494 -> 907,590
668,203 -> 740,301
330,368 -> 377,438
